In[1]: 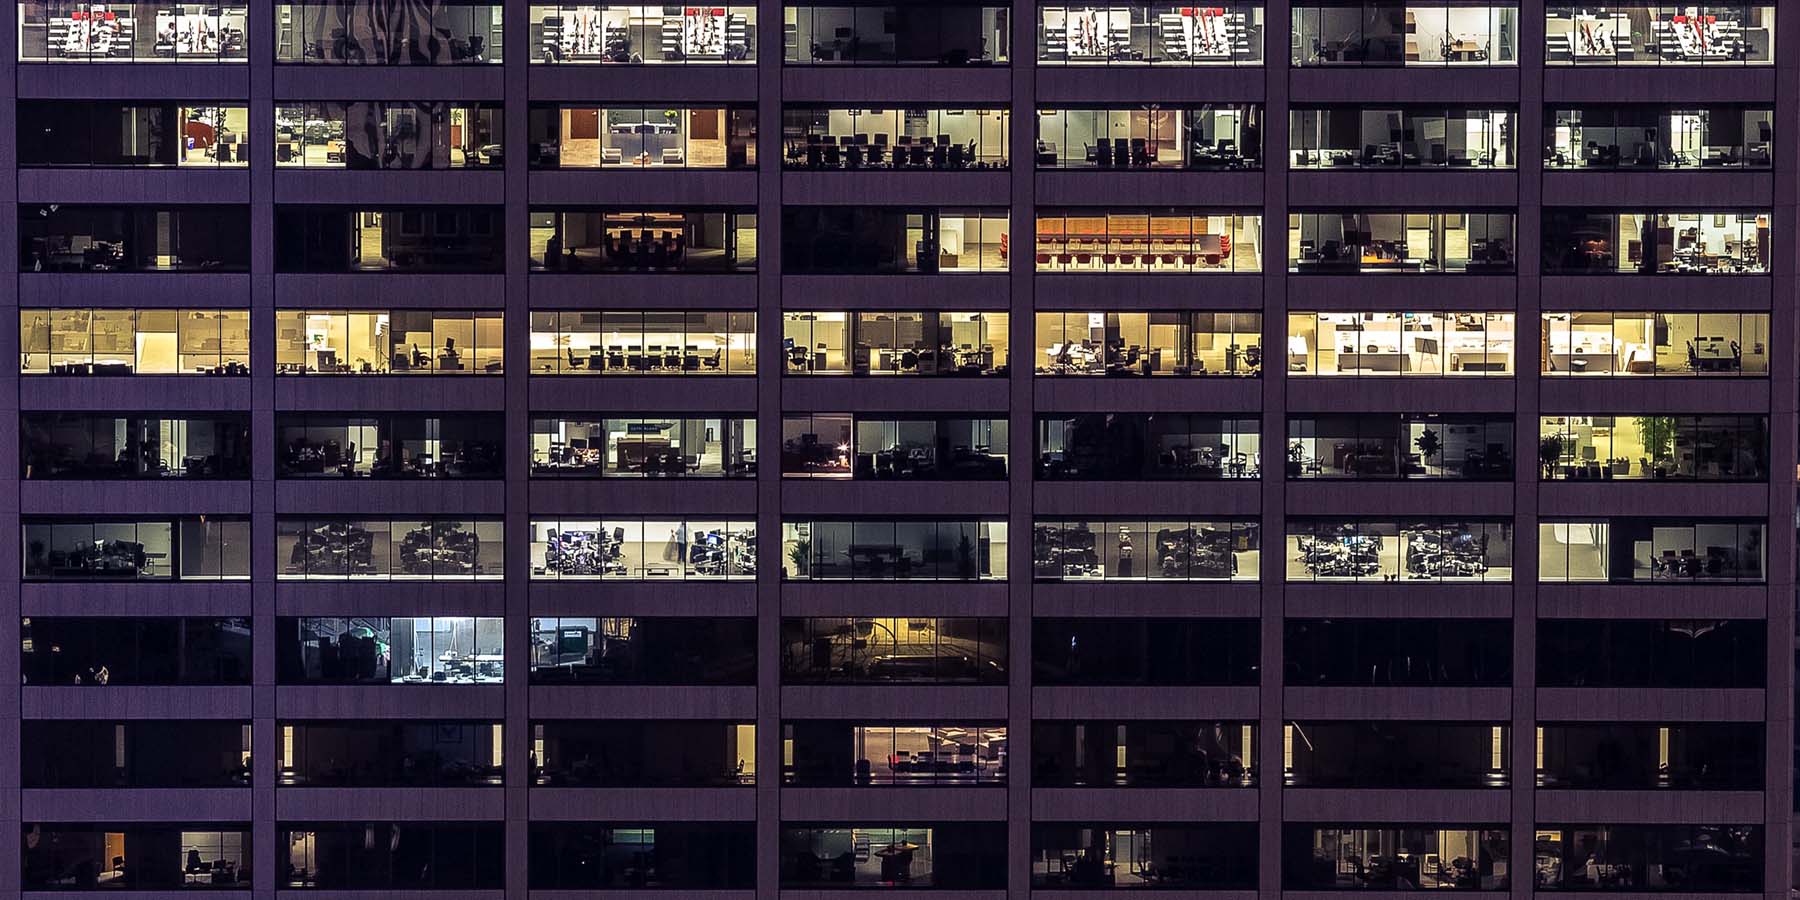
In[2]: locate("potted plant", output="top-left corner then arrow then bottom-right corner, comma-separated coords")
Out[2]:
787,538 -> 811,579
1413,427 -> 1442,475
1635,415 -> 1677,478
1538,435 -> 1564,480
1287,441 -> 1305,477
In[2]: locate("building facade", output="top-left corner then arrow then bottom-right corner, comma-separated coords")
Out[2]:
1,0 -> 1795,897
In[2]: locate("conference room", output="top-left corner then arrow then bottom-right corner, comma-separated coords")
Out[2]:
529,104 -> 756,168
529,310 -> 756,375
783,107 -> 1009,170
1538,519 -> 1767,581
1037,105 -> 1262,169
1036,210 -> 1264,272
1538,311 -> 1768,376
530,208 -> 758,272
1286,311 -> 1515,376
1289,211 -> 1516,273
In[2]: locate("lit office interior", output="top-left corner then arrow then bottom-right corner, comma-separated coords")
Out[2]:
780,617 -> 1009,684
1535,722 -> 1764,789
780,824 -> 1007,888
1034,519 -> 1260,580
1037,3 -> 1265,64
1036,311 -> 1263,376
22,720 -> 253,788
1037,105 -> 1261,169
1287,311 -> 1514,376
1539,311 -> 1769,375
1541,209 -> 1769,273
275,518 -> 505,579
274,309 -> 503,375
782,311 -> 1006,376
1282,722 -> 1505,788
1544,3 -> 1774,65
276,413 -> 505,478
1537,520 -> 1767,581
528,104 -> 756,167
530,208 -> 757,271
1284,826 -> 1510,889
277,721 -> 504,786
1287,414 -> 1513,479
21,824 -> 250,890
781,414 -> 1008,479
1537,415 -> 1768,480
1547,106 -> 1772,168
781,207 -> 1009,273
529,310 -> 756,374
272,207 -> 504,273
1036,210 -> 1263,272
20,308 -> 248,375
20,203 -> 251,272
17,101 -> 249,166
23,517 -> 250,581
280,822 -> 504,889
1032,824 -> 1259,888
274,102 -> 502,168
529,616 -> 758,685
529,824 -> 755,889
1038,414 -> 1260,480
781,521 -> 1008,580
1292,3 -> 1518,64
1032,722 -> 1256,786
17,2 -> 250,61
788,4 -> 1007,63
1286,618 -> 1513,686
1286,519 -> 1515,581
22,412 -> 252,479
531,416 -> 756,477
783,723 -> 1006,785
1290,106 -> 1514,168
528,4 -> 757,62
1289,211 -> 1515,272
530,519 -> 756,579
532,720 -> 755,786
783,107 -> 1008,169
22,616 -> 253,686
274,1 -> 503,63
1537,619 -> 1765,688
277,616 -> 506,684
1531,825 -> 1761,891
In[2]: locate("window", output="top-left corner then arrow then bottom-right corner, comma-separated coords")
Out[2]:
276,518 -> 505,579
1038,106 -> 1263,169
23,721 -> 251,788
1033,824 -> 1259,887
529,616 -> 758,684
532,208 -> 757,271
277,722 -> 503,786
276,413 -> 504,478
533,721 -> 755,786
18,102 -> 250,166
780,825 -> 1007,888
530,104 -> 756,168
529,518 -> 757,579
22,824 -> 250,890
1288,414 -> 1513,479
22,413 -> 251,478
20,308 -> 249,375
784,311 -> 1007,375
1036,311 -> 1263,376
530,824 -> 755,888
783,723 -> 1005,785
1288,311 -> 1514,376
783,415 -> 1007,479
276,616 -> 506,684
1547,106 -> 1772,168
274,207 -> 504,272
274,102 -> 502,167
783,207 -> 1008,273
529,4 -> 757,62
1038,2 -> 1265,64
782,520 -> 1008,580
1538,520 -> 1766,581
1542,210 -> 1769,273
1537,723 -> 1762,789
531,310 -> 756,374
1293,3 -> 1519,65
20,204 -> 250,271
1033,619 -> 1261,685
781,617 -> 1008,684
1290,211 -> 1515,272
275,0 -> 504,63
1537,619 -> 1765,687
1037,209 -> 1264,271
783,107 -> 1009,169
275,310 -> 503,374
1038,413 -> 1259,479
533,416 -> 756,477
1284,825 -> 1511,889
792,4 -> 1008,63
23,517 -> 248,580
1291,106 -> 1515,168
1539,312 -> 1768,376
1283,722 -> 1507,788
1533,825 -> 1761,891
17,1 -> 249,61
1034,519 -> 1261,580
1287,519 -> 1514,581
1286,619 -> 1513,685
21,616 -> 252,685
279,823 -> 504,889
1032,722 -> 1256,787
1545,3 -> 1774,65
1538,415 -> 1766,480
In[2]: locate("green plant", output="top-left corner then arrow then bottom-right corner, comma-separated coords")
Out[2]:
1538,435 -> 1564,478
787,538 -> 811,578
1634,415 -> 1678,467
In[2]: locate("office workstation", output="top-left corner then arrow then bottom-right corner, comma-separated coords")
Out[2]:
529,3 -> 756,62
1289,211 -> 1515,272
781,414 -> 1007,479
274,309 -> 503,374
1038,105 -> 1260,169
531,416 -> 757,477
1542,209 -> 1769,273
16,1 -> 249,61
20,308 -> 249,376
1288,311 -> 1514,376
530,518 -> 757,579
1538,311 -> 1769,375
1290,106 -> 1513,168
1546,105 -> 1772,168
1036,311 -> 1263,376
783,311 -> 1007,375
1292,3 -> 1517,65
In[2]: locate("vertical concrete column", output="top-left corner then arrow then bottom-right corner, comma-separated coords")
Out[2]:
1008,0 -> 1036,894
1511,2 -> 1543,897
755,0 -> 785,891
1259,3 -> 1290,897
502,6 -> 532,896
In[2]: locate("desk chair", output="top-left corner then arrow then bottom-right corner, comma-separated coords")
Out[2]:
565,347 -> 586,369
607,346 -> 626,370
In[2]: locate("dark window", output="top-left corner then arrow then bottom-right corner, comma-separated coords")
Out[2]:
781,617 -> 1008,684
20,204 -> 251,272
1289,414 -> 1514,479
276,616 -> 505,684
1533,825 -> 1761,892
789,5 -> 1009,64
278,822 -> 504,889
274,207 -> 504,272
1032,721 -> 1256,787
530,616 -> 758,685
1033,824 -> 1258,888
22,721 -> 252,788
1037,413 -> 1260,480
779,824 -> 1007,888
1285,619 -> 1513,686
23,823 -> 251,890
22,413 -> 250,479
781,207 -> 1008,273
21,617 -> 252,686
784,414 -> 1008,479
529,823 -> 755,889
533,720 -> 757,786
1285,722 -> 1507,788
276,413 -> 504,478
1289,106 -> 1516,168
17,101 -> 251,167
1033,618 -> 1261,685
278,722 -> 503,786
1538,723 -> 1763,789
1284,824 -> 1510,889
1537,620 -> 1766,688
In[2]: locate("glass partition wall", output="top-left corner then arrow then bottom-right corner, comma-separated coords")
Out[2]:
783,108 -> 1009,169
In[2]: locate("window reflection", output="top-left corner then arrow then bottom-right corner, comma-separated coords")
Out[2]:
275,0 -> 504,63
781,617 -> 1009,684
529,616 -> 758,684
17,1 -> 250,61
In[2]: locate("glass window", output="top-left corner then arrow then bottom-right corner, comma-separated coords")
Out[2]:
531,208 -> 756,272
1539,519 -> 1765,582
1037,2 -> 1265,65
18,1 -> 251,62
1545,3 -> 1774,66
782,107 -> 1010,169
1033,519 -> 1260,580
529,104 -> 757,168
1036,311 -> 1261,376
24,517 -> 248,581
530,519 -> 757,579
1284,826 -> 1512,889
1539,312 -> 1767,376
276,518 -> 504,579
530,616 -> 758,684
1286,519 -> 1514,582
274,102 -> 502,168
275,0 -> 504,63
1036,209 -> 1264,272
1294,3 -> 1518,65
277,616 -> 505,684
273,310 -> 503,374
528,309 -> 756,374
782,520 -> 1007,580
